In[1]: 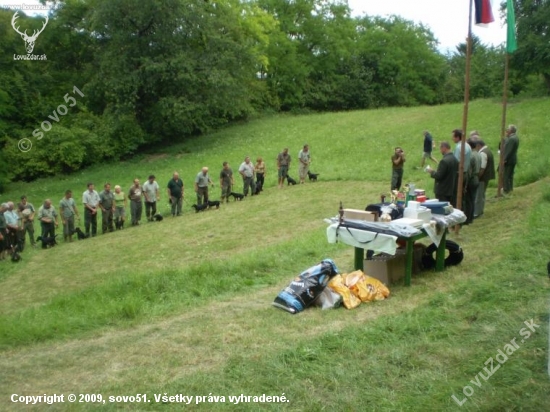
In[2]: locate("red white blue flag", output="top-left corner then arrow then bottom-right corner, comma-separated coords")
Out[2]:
474,0 -> 495,26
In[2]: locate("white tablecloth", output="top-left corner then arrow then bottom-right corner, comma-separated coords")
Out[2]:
326,223 -> 398,255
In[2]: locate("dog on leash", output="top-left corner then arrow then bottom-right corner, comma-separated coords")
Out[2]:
192,203 -> 208,213
307,171 -> 319,182
207,200 -> 221,209
36,235 -> 58,249
286,175 -> 297,185
230,192 -> 244,201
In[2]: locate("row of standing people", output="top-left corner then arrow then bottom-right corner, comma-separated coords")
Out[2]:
0,145 -> 314,257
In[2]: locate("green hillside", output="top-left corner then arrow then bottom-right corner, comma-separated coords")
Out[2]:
1,98 -> 549,411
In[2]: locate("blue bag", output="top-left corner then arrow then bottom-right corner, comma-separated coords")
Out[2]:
272,259 -> 340,314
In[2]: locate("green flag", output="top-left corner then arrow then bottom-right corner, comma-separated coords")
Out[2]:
507,0 -> 518,53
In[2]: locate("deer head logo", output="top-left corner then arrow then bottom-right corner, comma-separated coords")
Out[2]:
11,11 -> 49,54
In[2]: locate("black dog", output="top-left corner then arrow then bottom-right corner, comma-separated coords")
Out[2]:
11,249 -> 22,262
72,227 -> 89,239
36,235 -> 58,249
286,175 -> 297,185
254,181 -> 263,195
153,213 -> 164,221
115,219 -> 124,230
207,200 -> 221,209
230,192 -> 244,201
547,260 -> 550,279
192,203 -> 208,213
307,171 -> 319,182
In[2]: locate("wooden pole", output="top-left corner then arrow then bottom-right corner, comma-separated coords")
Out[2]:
497,53 -> 510,197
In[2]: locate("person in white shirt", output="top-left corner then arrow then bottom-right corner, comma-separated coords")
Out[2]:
143,175 -> 160,221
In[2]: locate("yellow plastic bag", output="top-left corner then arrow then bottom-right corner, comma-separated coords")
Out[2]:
328,274 -> 361,309
343,270 -> 390,302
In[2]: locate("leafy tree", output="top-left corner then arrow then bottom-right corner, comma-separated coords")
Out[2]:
506,0 -> 550,93
354,16 -> 447,108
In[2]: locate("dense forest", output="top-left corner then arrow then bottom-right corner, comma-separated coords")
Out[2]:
0,0 -> 549,187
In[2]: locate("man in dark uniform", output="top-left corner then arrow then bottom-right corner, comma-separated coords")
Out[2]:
503,124 -> 519,194
425,141 -> 459,206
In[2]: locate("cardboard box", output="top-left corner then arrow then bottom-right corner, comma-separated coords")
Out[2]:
364,252 -> 406,285
364,246 -> 425,285
343,209 -> 377,222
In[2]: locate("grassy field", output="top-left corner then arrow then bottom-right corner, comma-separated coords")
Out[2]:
1,98 -> 549,411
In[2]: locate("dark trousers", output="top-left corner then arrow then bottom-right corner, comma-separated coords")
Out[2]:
170,197 -> 182,216
41,221 -> 55,239
102,209 -> 114,233
503,163 -> 516,193
145,201 -> 157,220
465,176 -> 479,224
84,208 -> 97,237
131,201 -> 142,225
391,169 -> 403,191
256,173 -> 265,189
196,187 -> 208,205
243,176 -> 255,196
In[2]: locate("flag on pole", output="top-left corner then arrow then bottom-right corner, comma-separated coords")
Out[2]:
507,0 -> 518,53
474,0 -> 495,26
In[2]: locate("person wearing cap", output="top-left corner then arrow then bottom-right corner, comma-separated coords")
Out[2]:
298,144 -> 311,184
503,124 -> 520,194
60,190 -> 79,242
113,185 -> 127,228
37,199 -> 59,241
143,175 -> 160,221
0,203 -> 9,260
18,195 -> 36,248
83,182 -> 100,237
238,157 -> 256,196
195,167 -> 213,206
99,183 -> 116,233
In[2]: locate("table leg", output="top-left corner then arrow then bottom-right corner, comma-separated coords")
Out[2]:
435,231 -> 447,271
354,247 -> 364,271
405,240 -> 413,286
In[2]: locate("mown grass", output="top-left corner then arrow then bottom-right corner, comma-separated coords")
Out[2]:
1,98 -> 549,411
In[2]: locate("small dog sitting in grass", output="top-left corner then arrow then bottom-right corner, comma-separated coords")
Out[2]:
71,227 -> 89,240
254,181 -> 263,195
307,171 -> 319,182
36,235 -> 58,249
11,246 -> 22,262
192,203 -> 208,213
230,192 -> 244,201
286,175 -> 297,185
153,213 -> 164,221
207,200 -> 220,209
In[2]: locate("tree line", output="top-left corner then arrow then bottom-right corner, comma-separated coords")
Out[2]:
0,0 -> 548,187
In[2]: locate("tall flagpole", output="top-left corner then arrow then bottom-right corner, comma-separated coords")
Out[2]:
457,0 -> 474,219
497,53 -> 510,197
